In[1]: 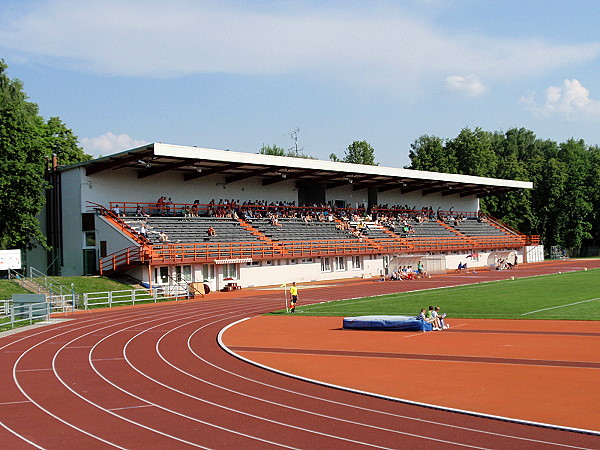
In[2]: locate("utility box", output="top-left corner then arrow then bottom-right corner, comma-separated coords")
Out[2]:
11,294 -> 49,319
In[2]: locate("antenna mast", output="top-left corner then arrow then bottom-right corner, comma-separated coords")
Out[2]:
288,128 -> 301,157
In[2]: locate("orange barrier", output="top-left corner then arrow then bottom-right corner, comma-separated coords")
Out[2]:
100,233 -> 535,274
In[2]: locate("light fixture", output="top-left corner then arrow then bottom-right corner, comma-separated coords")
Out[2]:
196,166 -> 203,173
138,159 -> 151,169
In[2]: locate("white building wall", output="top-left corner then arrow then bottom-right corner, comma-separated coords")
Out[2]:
141,255 -> 386,290
82,168 -> 299,208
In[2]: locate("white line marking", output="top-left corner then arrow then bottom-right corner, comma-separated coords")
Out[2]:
522,297 -> 600,316
0,400 -> 31,405
109,404 -> 154,411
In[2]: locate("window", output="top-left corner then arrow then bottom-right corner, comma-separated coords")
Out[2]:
335,256 -> 345,271
84,231 -> 96,247
321,257 -> 331,272
202,264 -> 215,281
352,256 -> 361,269
155,266 -> 169,284
175,265 -> 192,282
223,263 -> 238,279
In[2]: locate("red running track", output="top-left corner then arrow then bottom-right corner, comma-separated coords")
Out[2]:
1,260 -> 600,449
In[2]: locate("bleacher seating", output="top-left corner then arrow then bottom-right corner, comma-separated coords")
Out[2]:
448,218 -> 514,237
249,218 -> 358,242
123,217 -> 258,244
391,219 -> 458,237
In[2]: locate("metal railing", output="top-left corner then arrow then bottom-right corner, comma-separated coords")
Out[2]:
28,266 -> 69,297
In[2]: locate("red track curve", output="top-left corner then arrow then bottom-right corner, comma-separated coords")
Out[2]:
2,260 -> 600,449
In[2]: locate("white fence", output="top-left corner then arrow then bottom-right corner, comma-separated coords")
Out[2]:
1,285 -> 190,330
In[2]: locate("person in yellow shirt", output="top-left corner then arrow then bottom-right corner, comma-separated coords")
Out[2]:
289,282 -> 298,313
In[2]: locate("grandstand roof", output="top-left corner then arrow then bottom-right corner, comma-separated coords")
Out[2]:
73,143 -> 532,197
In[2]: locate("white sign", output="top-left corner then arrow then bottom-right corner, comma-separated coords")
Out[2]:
214,258 -> 252,265
0,249 -> 22,270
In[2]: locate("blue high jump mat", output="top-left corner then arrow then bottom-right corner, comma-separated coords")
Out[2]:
343,315 -> 433,332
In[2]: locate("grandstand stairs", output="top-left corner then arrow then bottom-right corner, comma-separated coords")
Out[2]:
437,220 -> 464,236
237,219 -> 292,257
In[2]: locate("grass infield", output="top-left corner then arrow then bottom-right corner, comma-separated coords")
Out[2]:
282,268 -> 600,320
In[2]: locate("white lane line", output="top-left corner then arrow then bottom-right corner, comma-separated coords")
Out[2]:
150,313 -> 451,449
89,302 -> 298,449
7,304 -> 204,449
15,368 -> 53,372
522,297 -> 600,316
52,306 -> 227,449
0,400 -> 31,405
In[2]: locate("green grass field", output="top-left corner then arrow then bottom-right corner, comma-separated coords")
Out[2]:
0,280 -> 30,298
284,268 -> 600,320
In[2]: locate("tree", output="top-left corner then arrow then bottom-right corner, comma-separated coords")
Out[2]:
42,116 -> 91,165
258,144 -> 316,159
406,126 -> 600,253
407,135 -> 456,173
259,144 -> 287,157
0,60 -> 89,250
330,140 -> 377,165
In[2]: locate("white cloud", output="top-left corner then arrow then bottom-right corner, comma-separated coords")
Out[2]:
81,132 -> 148,157
0,1 -> 599,96
445,74 -> 487,97
520,79 -> 600,120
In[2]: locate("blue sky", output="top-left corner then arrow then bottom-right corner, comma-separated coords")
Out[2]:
2,0 -> 600,167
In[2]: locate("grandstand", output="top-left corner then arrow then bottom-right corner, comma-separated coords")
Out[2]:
28,143 -> 542,292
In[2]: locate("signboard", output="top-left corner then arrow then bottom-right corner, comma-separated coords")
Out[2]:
0,249 -> 22,270
214,258 -> 252,265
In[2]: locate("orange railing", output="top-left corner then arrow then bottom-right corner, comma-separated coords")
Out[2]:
99,246 -> 151,274
99,232 -> 537,274
88,202 -> 151,246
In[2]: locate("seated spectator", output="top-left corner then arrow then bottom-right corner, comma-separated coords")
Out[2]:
112,204 -> 123,217
426,305 -> 443,330
432,306 -> 449,329
158,231 -> 169,243
135,204 -> 149,217
207,226 -> 216,236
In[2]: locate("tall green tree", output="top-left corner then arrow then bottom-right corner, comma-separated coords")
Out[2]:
0,60 -> 89,250
407,135 -> 456,173
330,140 -> 377,165
407,126 -> 599,253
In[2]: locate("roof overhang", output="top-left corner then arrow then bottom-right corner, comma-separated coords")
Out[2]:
66,143 -> 532,198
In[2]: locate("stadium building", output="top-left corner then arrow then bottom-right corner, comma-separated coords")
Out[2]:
29,143 -> 542,292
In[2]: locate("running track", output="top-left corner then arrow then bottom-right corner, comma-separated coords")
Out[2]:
1,260 -> 600,449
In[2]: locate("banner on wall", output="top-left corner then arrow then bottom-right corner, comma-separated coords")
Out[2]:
0,249 -> 22,270
214,258 -> 252,265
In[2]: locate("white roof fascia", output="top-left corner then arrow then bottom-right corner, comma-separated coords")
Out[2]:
154,143 -> 533,190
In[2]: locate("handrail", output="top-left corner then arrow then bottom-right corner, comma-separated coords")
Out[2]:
28,266 -> 68,297
88,201 -> 151,245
